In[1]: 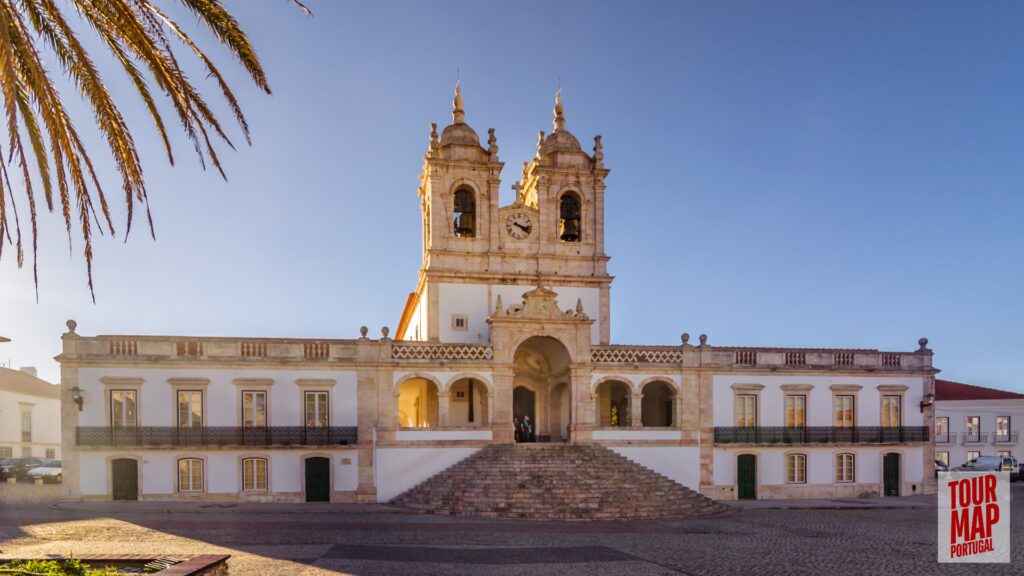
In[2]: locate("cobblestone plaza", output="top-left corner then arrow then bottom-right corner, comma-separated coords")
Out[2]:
1,484 -> 1021,575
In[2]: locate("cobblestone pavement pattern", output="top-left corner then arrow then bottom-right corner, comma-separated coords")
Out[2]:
1,484 -> 1021,575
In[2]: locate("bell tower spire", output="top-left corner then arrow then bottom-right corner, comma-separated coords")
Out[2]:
553,89 -> 566,132
452,81 -> 465,124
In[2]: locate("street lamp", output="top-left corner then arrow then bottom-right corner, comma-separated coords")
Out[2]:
71,386 -> 84,411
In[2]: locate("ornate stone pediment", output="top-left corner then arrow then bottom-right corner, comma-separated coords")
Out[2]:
489,286 -> 590,322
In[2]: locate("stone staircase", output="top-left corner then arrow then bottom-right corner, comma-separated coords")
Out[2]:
390,444 -> 725,520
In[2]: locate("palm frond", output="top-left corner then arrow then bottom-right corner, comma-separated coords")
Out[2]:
0,0 -> 303,299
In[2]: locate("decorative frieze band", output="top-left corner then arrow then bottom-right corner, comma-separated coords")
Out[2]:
391,344 -> 494,361
591,347 -> 683,364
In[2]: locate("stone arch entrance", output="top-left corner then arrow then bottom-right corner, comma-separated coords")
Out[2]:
512,336 -> 573,442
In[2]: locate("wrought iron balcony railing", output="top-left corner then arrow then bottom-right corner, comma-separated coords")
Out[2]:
713,426 -> 930,445
76,426 -> 357,447
993,431 -> 1019,444
935,433 -> 953,444
961,433 -> 987,445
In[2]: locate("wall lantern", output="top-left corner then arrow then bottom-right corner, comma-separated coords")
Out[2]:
70,386 -> 84,411
919,392 -> 935,413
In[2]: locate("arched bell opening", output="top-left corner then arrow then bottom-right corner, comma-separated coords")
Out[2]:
558,191 -> 581,242
397,377 -> 439,428
641,381 -> 674,427
596,380 -> 631,427
453,188 -> 476,238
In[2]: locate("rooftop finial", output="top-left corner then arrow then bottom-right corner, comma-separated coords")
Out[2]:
452,80 -> 465,124
553,89 -> 565,132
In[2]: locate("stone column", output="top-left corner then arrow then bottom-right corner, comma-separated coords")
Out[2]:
437,392 -> 450,428
355,338 -> 385,503
630,392 -> 643,429
491,365 -> 514,443
58,321 -> 82,501
697,371 -> 715,494
569,366 -> 593,443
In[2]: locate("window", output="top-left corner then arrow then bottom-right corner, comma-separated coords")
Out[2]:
177,391 -> 203,429
45,448 -> 55,460
785,395 -> 806,428
558,192 -> 581,242
305,392 -> 329,428
935,417 -> 949,442
996,416 -> 1010,441
242,391 -> 267,427
0,447 -> 11,458
836,453 -> 855,483
833,396 -> 854,428
453,188 -> 475,238
735,395 -> 757,428
177,458 -> 203,492
997,450 -> 1011,459
451,314 -> 468,332
881,396 -> 901,427
20,411 -> 31,442
966,416 -> 980,441
786,453 -> 806,483
242,457 -> 268,491
936,451 -> 949,467
966,451 -> 980,461
22,447 -> 32,457
110,390 -> 137,429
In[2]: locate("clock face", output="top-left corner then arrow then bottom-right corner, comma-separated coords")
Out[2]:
505,212 -> 533,240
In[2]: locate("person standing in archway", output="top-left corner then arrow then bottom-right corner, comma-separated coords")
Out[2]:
522,415 -> 534,442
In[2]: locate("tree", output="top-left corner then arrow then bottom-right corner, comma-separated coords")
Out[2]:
0,0 -> 308,299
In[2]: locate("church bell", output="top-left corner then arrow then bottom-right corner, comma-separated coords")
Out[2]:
559,217 -> 580,242
454,213 -> 475,237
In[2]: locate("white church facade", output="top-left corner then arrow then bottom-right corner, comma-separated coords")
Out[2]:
56,88 -> 938,504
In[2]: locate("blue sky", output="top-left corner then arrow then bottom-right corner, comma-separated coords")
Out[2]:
1,0 -> 1022,389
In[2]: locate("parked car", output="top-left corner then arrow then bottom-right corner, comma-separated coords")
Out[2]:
953,455 -> 998,472
1000,456 -> 1020,481
0,457 -> 45,481
27,460 -> 62,484
934,459 -> 949,477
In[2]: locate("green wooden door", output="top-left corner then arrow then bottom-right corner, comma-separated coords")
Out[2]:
305,457 -> 330,502
111,458 -> 138,501
883,453 -> 900,496
737,454 -> 757,500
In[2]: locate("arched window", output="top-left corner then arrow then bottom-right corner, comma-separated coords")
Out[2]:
641,381 -> 674,427
559,192 -> 581,242
453,188 -> 476,238
595,380 -> 630,427
242,457 -> 268,491
835,453 -> 855,483
785,453 -> 806,484
177,458 -> 203,492
398,378 -> 439,428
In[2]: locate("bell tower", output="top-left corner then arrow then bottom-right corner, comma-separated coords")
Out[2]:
397,88 -> 612,346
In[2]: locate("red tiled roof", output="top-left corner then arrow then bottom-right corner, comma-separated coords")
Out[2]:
935,379 -> 1024,401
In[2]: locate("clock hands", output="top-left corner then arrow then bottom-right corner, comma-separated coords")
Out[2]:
514,222 -> 531,233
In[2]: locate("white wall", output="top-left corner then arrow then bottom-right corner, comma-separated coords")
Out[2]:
713,446 -> 925,488
936,398 -> 1024,467
611,446 -> 700,490
78,449 -> 358,496
0,388 -> 61,458
712,374 -> 927,427
437,283 -> 601,344
77,367 -> 359,428
375,446 -> 480,501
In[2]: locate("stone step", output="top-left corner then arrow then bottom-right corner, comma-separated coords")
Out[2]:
391,444 -> 724,520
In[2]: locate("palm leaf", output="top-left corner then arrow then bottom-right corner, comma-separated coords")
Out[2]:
0,0 -> 307,300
